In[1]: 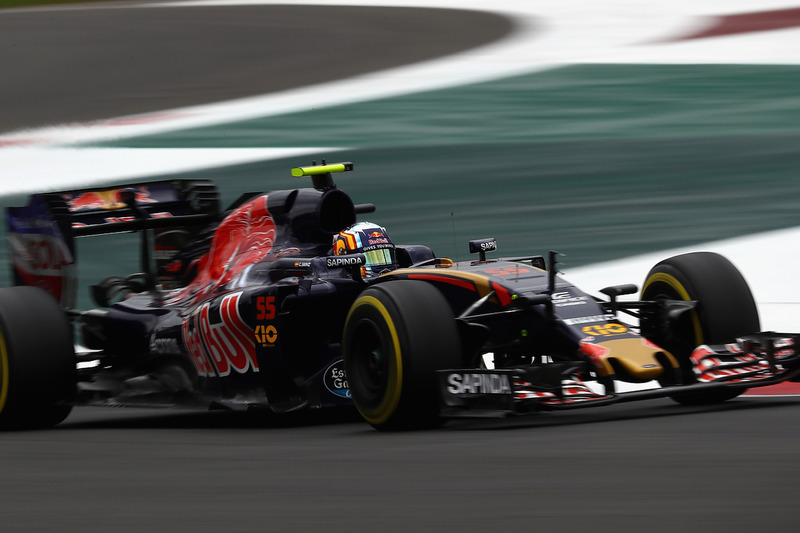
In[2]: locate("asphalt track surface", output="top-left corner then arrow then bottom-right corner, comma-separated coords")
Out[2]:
2,3 -> 800,532
0,1 -> 511,132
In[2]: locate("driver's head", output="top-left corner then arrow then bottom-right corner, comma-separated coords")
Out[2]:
333,222 -> 397,278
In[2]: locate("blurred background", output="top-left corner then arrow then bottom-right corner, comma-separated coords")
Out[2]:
2,2 -> 800,532
2,1 -> 799,314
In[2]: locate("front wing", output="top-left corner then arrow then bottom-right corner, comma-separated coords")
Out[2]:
438,332 -> 800,417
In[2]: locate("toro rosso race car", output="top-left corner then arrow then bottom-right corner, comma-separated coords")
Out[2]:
2,162 -> 800,430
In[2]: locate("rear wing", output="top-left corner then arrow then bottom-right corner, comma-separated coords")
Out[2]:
6,180 -> 219,307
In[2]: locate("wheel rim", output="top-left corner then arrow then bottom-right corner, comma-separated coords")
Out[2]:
352,320 -> 389,403
643,272 -> 703,347
344,294 -> 405,426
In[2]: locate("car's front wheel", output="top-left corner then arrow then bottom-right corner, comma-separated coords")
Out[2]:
343,280 -> 460,430
641,252 -> 759,405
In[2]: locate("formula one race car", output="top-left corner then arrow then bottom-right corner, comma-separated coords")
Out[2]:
2,162 -> 800,430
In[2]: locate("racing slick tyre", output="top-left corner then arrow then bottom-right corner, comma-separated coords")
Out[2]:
0,286 -> 77,430
641,252 -> 760,405
343,280 -> 461,430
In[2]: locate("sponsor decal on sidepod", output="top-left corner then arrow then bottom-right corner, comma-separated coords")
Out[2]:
324,360 -> 350,398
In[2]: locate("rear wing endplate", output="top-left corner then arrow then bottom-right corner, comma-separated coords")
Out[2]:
6,179 -> 219,307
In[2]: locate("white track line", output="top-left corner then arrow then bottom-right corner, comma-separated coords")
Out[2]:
2,0 -> 799,148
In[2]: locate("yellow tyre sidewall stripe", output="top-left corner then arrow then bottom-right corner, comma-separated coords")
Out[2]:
347,295 -> 403,425
643,272 -> 704,346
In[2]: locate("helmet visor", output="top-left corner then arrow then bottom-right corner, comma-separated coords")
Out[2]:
364,248 -> 395,273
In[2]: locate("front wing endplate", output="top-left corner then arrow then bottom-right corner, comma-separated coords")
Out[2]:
438,333 -> 800,418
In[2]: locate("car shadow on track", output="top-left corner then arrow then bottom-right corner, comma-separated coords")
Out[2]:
58,405 -> 364,431
55,396 -> 800,432
442,396 -> 800,431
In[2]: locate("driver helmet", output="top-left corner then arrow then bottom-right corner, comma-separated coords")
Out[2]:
333,222 -> 397,278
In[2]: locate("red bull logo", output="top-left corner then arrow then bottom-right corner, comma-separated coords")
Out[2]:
62,186 -> 157,213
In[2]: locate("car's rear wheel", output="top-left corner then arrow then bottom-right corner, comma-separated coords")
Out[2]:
641,252 -> 759,405
343,280 -> 460,430
0,286 -> 76,430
